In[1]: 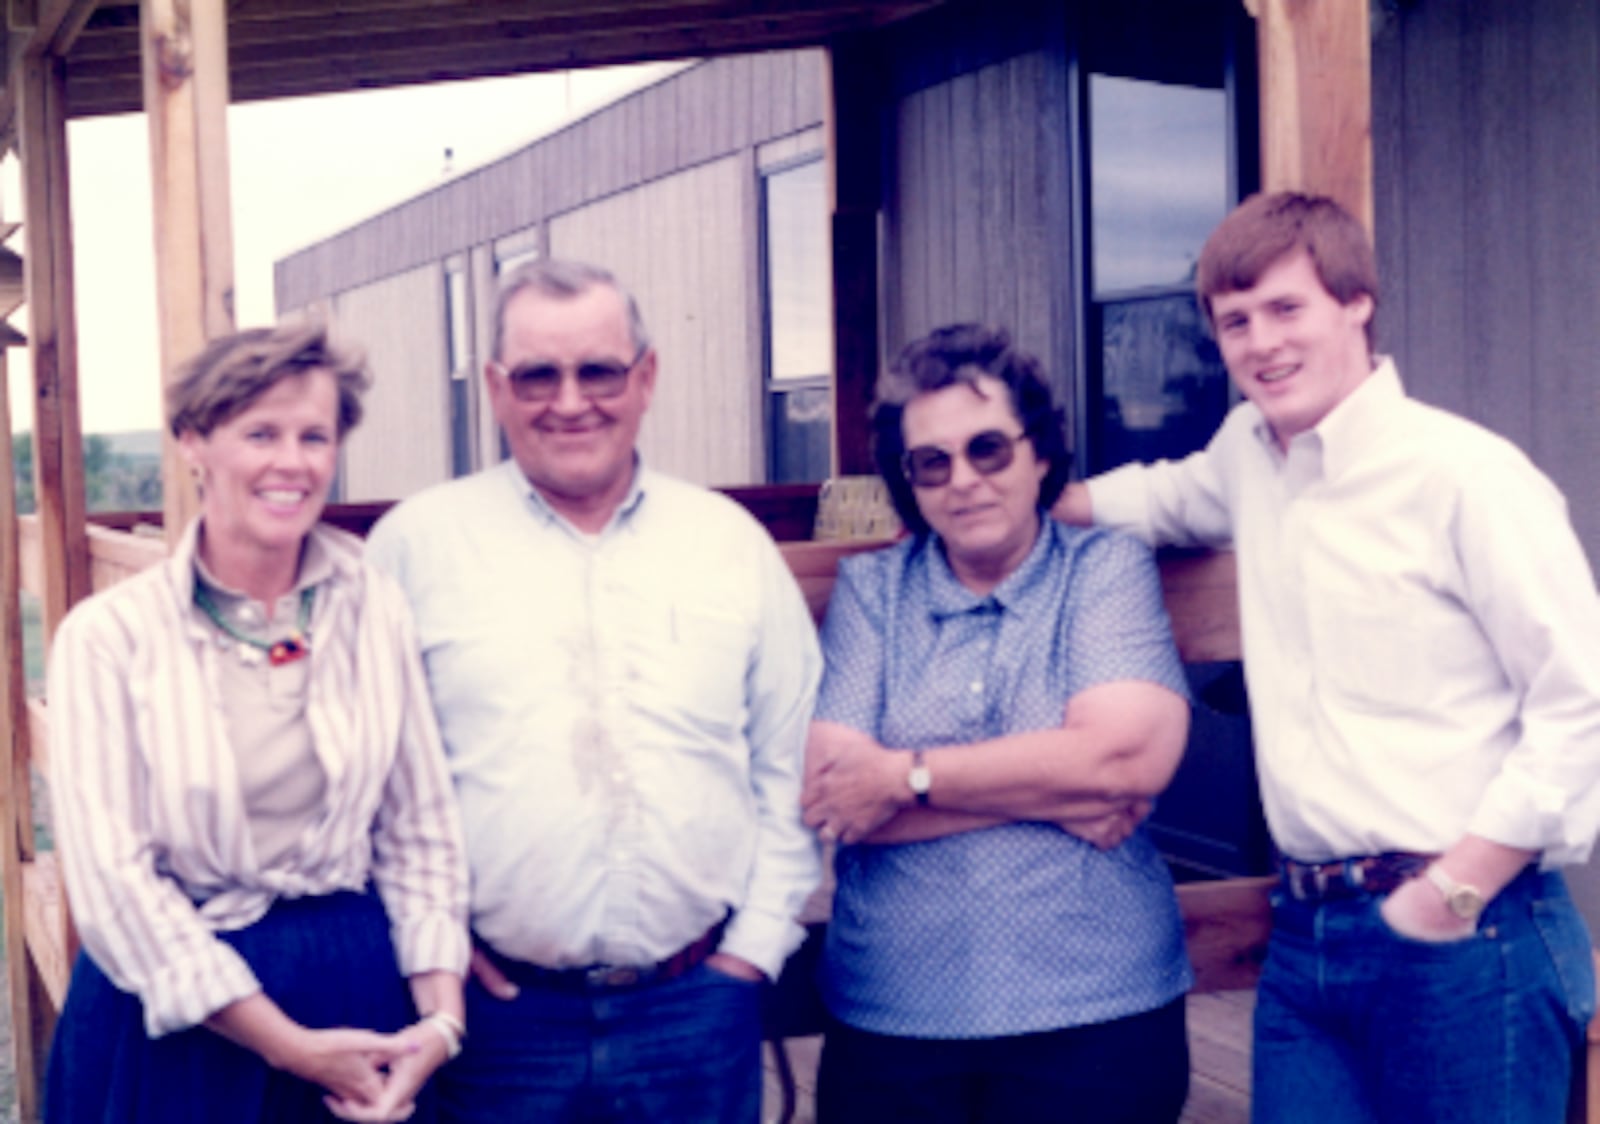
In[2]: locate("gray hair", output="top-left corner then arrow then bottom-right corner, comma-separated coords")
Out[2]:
492,259 -> 651,361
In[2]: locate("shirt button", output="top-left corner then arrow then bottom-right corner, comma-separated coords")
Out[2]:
969,681 -> 983,694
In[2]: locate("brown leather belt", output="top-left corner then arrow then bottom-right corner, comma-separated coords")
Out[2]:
483,917 -> 728,990
1279,852 -> 1436,902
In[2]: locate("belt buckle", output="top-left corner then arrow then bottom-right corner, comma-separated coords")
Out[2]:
1312,863 -> 1334,898
585,964 -> 643,988
1284,864 -> 1302,900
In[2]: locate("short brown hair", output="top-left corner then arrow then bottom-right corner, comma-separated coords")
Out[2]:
1196,192 -> 1379,351
166,320 -> 371,440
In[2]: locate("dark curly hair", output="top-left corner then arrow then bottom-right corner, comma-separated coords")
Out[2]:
870,324 -> 1071,536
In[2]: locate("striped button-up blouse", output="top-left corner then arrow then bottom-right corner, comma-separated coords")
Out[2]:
47,520 -> 470,1037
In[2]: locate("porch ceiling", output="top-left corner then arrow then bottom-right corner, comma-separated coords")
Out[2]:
3,0 -> 939,122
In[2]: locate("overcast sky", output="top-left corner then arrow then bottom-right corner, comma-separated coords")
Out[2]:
2,61 -> 682,435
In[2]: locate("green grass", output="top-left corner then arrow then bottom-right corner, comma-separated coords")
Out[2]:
19,593 -> 41,698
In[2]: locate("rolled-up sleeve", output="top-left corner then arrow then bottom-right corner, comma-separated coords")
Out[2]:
366,577 -> 472,978
48,606 -> 261,1037
1456,457 -> 1600,866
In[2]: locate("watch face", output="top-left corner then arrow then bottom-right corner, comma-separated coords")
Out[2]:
908,766 -> 931,795
1448,887 -> 1486,921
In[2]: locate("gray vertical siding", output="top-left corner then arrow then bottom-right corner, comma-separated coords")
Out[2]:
1374,0 -> 1600,556
1373,0 -> 1600,928
274,49 -> 826,496
877,2 -> 1077,432
274,50 -> 825,313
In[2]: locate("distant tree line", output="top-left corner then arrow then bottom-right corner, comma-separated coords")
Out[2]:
11,432 -> 162,514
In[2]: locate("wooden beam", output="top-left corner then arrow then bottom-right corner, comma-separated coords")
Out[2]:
142,0 -> 234,543
18,47 -> 88,641
1159,550 -> 1241,665
826,31 -> 882,477
0,348 -> 44,1124
1249,0 -> 1373,233
7,1 -> 38,31
23,0 -> 100,57
66,2 -> 942,117
1177,874 -> 1274,993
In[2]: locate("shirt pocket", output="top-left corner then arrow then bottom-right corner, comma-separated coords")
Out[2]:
1307,590 -> 1488,715
626,606 -> 752,739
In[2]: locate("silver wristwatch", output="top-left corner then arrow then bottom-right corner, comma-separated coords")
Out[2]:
907,750 -> 931,807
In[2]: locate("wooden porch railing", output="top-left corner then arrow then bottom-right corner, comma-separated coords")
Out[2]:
3,500 -> 1593,1122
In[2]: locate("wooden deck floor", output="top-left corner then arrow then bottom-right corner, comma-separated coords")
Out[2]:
761,989 -> 1255,1124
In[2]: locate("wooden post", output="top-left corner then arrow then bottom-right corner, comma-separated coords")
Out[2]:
826,32 -> 882,478
142,0 -> 236,542
1248,0 -> 1373,234
17,48 -> 87,640
0,338 -> 50,1124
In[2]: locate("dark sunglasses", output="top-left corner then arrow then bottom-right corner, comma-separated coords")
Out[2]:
901,429 -> 1029,488
495,347 -> 645,403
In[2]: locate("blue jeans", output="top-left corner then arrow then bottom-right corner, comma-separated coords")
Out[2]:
437,961 -> 764,1123
1251,867 -> 1595,1124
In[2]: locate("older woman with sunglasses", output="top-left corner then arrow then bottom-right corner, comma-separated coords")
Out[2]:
44,322 -> 469,1124
801,324 -> 1194,1123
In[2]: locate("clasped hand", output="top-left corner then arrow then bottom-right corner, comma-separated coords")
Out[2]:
303,1019 -> 451,1123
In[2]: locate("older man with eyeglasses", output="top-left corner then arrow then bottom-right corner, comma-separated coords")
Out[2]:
367,259 -> 822,1123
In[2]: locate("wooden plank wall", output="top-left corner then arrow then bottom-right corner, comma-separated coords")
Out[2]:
1370,0 -> 1600,931
1371,0 -> 1600,558
550,154 -> 762,486
273,50 -> 826,315
876,1 -> 1076,428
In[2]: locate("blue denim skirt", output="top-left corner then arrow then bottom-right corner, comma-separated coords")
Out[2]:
45,887 -> 427,1124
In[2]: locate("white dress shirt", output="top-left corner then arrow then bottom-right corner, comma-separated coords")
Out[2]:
48,521 -> 471,1036
1090,359 -> 1600,866
366,461 -> 823,979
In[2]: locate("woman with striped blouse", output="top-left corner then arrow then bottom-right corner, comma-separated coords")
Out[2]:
44,322 -> 470,1123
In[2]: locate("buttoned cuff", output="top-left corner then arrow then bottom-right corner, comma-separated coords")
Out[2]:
1468,774 -> 1581,870
393,912 -> 473,979
139,942 -> 261,1037
718,906 -> 807,981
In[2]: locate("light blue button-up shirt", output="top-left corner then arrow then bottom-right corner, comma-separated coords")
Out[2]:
816,519 -> 1193,1037
368,461 -> 822,979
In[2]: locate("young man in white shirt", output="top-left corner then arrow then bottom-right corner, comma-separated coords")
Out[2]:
1057,191 -> 1600,1122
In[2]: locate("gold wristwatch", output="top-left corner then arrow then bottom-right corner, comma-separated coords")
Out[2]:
1424,864 -> 1487,922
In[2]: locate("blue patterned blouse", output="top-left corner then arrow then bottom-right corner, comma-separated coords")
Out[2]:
815,517 -> 1194,1038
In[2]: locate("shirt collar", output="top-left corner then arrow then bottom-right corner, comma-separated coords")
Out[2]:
925,512 -> 1054,619
502,454 -> 649,538
1249,356 -> 1405,480
170,518 -> 354,631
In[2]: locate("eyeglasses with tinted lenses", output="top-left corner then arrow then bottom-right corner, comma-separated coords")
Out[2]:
902,429 -> 1028,487
498,351 -> 642,402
